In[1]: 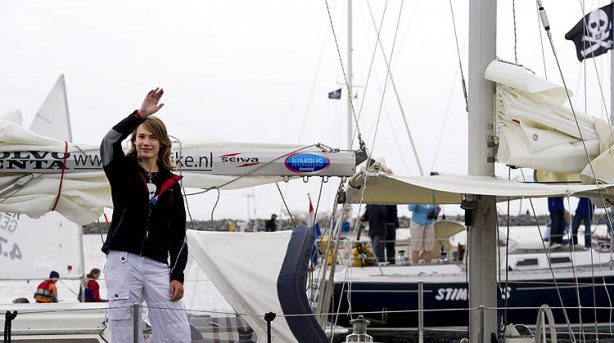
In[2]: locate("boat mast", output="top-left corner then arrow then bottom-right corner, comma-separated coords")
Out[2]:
467,0 -> 498,341
347,0 -> 353,150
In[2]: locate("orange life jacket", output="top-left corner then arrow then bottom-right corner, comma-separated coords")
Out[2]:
34,279 -> 57,303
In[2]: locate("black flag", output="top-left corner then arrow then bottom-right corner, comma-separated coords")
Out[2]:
328,88 -> 341,100
565,3 -> 614,61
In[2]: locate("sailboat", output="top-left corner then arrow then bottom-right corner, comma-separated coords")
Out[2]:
5,2 -> 614,343
0,73 -> 365,342
313,0 -> 614,339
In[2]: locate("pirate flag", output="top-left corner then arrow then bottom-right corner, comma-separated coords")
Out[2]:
565,3 -> 614,61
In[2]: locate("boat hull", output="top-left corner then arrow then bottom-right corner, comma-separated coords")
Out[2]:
332,275 -> 614,328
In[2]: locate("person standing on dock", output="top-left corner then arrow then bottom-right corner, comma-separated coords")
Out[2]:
100,88 -> 190,342
571,197 -> 595,249
265,213 -> 278,232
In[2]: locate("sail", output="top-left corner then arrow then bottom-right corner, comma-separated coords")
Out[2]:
484,60 -> 614,183
187,228 -> 327,343
30,75 -> 73,142
0,211 -> 83,280
0,114 -> 358,224
345,159 -> 614,205
0,76 -> 85,280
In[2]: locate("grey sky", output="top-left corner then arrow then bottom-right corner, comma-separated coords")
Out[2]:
0,0 -> 607,221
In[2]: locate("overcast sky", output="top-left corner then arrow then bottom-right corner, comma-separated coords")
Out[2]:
0,0 -> 609,222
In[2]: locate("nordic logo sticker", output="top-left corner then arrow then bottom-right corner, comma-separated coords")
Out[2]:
284,153 -> 330,173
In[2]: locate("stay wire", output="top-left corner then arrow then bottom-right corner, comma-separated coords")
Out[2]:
535,1 -> 548,79
520,168 -> 577,340
365,0 -> 424,176
323,0 -> 366,149
366,0 -> 406,157
536,2 -> 603,213
576,0 -> 612,128
513,0 -> 518,64
354,0 -> 390,128
274,182 -> 296,228
564,196 -> 587,342
448,0 -> 469,112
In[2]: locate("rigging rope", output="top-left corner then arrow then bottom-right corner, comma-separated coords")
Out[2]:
448,0 -> 469,112
323,0 -> 366,150
364,0 -> 424,175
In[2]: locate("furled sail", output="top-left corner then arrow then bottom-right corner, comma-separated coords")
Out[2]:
1,76 -> 84,280
345,158 -> 614,205
0,113 -> 358,225
485,60 -> 614,183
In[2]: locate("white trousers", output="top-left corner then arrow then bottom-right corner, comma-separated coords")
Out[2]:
105,251 -> 191,343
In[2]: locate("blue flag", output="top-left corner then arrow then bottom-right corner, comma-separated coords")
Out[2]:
328,88 -> 342,100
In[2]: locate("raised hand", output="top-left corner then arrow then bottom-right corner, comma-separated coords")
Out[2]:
139,88 -> 165,117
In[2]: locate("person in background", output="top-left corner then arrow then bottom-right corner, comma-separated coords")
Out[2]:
384,205 -> 399,264
408,204 -> 440,264
265,213 -> 278,232
79,268 -> 106,302
571,197 -> 595,249
360,204 -> 388,263
547,197 -> 565,247
34,271 -> 59,303
100,88 -> 190,342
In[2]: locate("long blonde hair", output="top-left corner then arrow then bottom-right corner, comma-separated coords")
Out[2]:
127,116 -> 176,171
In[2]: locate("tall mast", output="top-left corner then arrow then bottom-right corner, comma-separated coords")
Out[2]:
347,0 -> 353,150
467,0 -> 498,341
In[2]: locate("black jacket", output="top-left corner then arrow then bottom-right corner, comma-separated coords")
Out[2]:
100,112 -> 188,283
362,204 -> 388,237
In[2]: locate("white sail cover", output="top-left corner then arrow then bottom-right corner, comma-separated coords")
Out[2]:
485,60 -> 614,183
0,76 -> 86,280
187,230 -> 298,343
347,163 -> 614,205
0,112 -> 357,224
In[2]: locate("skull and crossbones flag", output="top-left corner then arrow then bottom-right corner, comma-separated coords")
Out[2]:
565,3 -> 614,61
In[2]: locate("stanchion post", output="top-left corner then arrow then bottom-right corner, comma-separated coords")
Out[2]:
418,280 -> 424,343
264,312 -> 276,343
133,303 -> 139,343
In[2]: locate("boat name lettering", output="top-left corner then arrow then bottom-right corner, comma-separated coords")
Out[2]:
434,287 -> 468,301
284,153 -> 330,173
0,234 -> 22,260
0,213 -> 19,233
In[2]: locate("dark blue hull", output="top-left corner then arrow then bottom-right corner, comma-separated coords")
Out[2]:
332,276 -> 614,328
